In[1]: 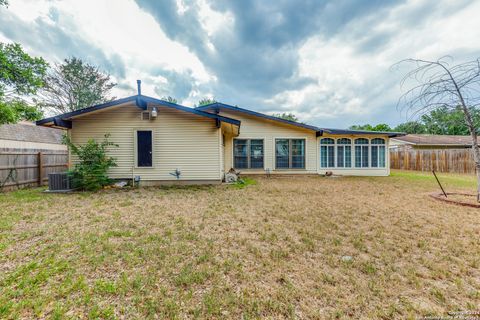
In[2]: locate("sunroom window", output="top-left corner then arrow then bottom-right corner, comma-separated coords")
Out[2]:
320,138 -> 335,168
371,138 -> 386,167
336,138 -> 352,168
233,139 -> 264,169
355,138 -> 369,168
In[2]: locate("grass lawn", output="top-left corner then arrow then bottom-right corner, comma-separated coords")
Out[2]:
0,170 -> 479,319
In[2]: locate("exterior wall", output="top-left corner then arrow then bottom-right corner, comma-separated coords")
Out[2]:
317,133 -> 390,176
70,103 -> 222,181
220,110 -> 318,174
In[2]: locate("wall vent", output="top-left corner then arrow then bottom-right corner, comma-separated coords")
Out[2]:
141,111 -> 150,120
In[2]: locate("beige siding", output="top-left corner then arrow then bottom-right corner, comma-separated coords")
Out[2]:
70,103 -> 221,181
220,110 -> 318,174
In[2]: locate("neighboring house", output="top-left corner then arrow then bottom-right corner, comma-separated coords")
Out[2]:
390,134 -> 476,150
36,82 -> 404,185
0,121 -> 66,151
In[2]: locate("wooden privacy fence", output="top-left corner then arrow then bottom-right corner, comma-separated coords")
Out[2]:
390,149 -> 475,174
0,150 -> 68,190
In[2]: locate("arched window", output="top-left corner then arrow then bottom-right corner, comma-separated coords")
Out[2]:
371,138 -> 386,167
320,138 -> 335,168
336,138 -> 351,168
355,138 -> 369,168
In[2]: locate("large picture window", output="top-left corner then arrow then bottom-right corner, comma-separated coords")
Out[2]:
275,139 -> 305,169
233,139 -> 264,169
371,138 -> 386,167
336,138 -> 352,168
320,138 -> 335,168
355,138 -> 369,168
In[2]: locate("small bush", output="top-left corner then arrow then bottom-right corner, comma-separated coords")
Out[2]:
232,177 -> 257,189
63,134 -> 118,191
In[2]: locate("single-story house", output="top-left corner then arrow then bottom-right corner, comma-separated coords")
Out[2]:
390,134 -> 476,150
36,81 -> 405,185
0,121 -> 66,151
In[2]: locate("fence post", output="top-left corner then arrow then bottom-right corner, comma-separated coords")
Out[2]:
38,152 -> 43,186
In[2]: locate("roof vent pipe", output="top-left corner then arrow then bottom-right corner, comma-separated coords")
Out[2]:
137,80 -> 141,95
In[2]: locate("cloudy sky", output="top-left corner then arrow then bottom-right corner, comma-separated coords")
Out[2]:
1,0 -> 479,128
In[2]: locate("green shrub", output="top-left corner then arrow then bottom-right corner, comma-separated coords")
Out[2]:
63,134 -> 118,191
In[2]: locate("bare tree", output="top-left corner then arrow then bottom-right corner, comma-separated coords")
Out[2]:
396,57 -> 480,200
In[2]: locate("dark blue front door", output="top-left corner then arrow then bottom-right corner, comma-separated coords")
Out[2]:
137,131 -> 152,167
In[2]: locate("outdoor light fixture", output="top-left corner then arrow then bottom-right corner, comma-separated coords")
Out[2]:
151,107 -> 158,118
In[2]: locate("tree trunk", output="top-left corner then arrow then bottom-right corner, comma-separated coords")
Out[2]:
460,104 -> 480,201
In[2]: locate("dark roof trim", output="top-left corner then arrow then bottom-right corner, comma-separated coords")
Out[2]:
196,102 -> 322,132
36,95 -> 241,127
196,102 -> 405,137
321,128 -> 406,138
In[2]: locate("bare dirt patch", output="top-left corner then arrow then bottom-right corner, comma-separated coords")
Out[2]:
0,171 -> 479,319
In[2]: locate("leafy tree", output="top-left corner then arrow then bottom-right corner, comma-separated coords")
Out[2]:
161,96 -> 177,104
349,124 -> 373,131
393,121 -> 426,134
420,105 -> 480,135
0,0 -> 8,7
63,134 -> 118,191
272,112 -> 299,122
197,98 -> 216,107
0,43 -> 48,124
349,123 -> 392,132
38,57 -> 116,114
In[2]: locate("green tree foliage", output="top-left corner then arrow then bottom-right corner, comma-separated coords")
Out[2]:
0,0 -> 8,7
0,43 -> 48,124
197,98 -> 216,107
63,134 -> 118,191
393,121 -> 426,134
39,57 -> 116,114
272,112 -> 299,122
349,107 -> 480,134
349,123 -> 391,131
420,106 -> 480,135
162,96 -> 177,104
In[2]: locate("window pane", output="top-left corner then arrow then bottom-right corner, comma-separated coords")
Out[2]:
292,139 -> 305,168
379,146 -> 385,167
321,145 -> 328,168
371,138 -> 385,144
345,146 -> 351,167
355,138 -> 369,145
371,145 -> 378,167
276,139 -> 289,168
337,145 -> 344,167
362,146 -> 369,167
250,140 -> 264,169
234,140 -> 248,168
355,146 -> 362,167
337,138 -> 351,145
327,145 -> 335,167
320,138 -> 334,145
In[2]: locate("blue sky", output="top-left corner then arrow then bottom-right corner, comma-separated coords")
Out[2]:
0,0 -> 479,128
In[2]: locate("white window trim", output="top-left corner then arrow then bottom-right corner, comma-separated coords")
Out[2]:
133,128 -> 155,169
274,137 -> 308,170
319,138 -> 336,168
232,137 -> 266,170
318,137 -> 388,170
370,139 -> 387,168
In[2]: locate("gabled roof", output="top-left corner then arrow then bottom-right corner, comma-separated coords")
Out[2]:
391,134 -> 476,146
0,122 -> 64,144
36,95 -> 241,128
196,102 -> 405,137
196,102 -> 322,132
